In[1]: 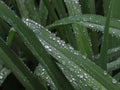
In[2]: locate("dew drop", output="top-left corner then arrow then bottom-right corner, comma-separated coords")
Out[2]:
82,55 -> 87,59
112,79 -> 117,84
0,73 -> 4,80
58,56 -> 61,59
80,75 -> 83,79
103,71 -> 107,75
85,84 -> 87,87
84,73 -> 88,79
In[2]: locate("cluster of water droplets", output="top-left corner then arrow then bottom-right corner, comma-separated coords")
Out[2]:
48,31 -> 81,56
23,18 -> 43,33
35,64 -> 56,90
110,29 -> 120,38
103,70 -> 119,85
59,61 -> 107,90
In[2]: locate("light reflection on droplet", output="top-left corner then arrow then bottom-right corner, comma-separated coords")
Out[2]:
112,79 -> 117,84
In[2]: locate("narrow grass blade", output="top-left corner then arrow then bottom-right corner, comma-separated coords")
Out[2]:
16,0 -> 41,23
65,0 -> 93,59
95,47 -> 120,63
39,0 -> 48,26
103,0 -> 120,18
34,63 -> 56,90
24,0 -> 41,23
42,0 -> 68,44
82,0 -> 99,55
47,14 -> 120,38
44,0 -> 77,48
107,57 -> 120,72
35,61 -> 92,89
104,0 -> 120,56
0,2 -> 74,90
57,63 -> 92,90
99,0 -> 112,69
15,0 -> 29,18
53,0 -> 67,18
42,0 -> 58,20
80,0 -> 95,13
7,28 -> 16,46
0,38 -> 46,90
107,47 -> 120,62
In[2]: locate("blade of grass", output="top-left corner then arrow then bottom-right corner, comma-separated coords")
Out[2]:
57,63 -> 92,90
38,0 -> 48,26
24,0 -> 41,23
0,38 -> 47,90
15,0 -> 29,18
42,0 -> 58,20
103,0 -> 120,19
0,2 -> 74,90
104,0 -> 120,58
80,0 -> 95,13
43,0 -> 68,43
85,0 -> 99,55
35,62 -> 92,90
47,14 -> 120,39
99,0 -> 112,69
46,0 -> 77,48
95,47 -> 120,63
6,28 -> 15,46
65,0 -> 93,59
52,0 -> 67,18
107,57 -> 120,72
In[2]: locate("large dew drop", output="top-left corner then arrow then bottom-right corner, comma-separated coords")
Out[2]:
0,73 -> 4,80
112,79 -> 117,84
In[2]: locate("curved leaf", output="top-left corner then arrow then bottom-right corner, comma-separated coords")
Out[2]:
47,14 -> 120,38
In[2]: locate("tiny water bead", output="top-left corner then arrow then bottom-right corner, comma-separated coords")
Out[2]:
58,55 -> 61,59
44,44 -> 52,51
112,79 -> 117,84
0,73 -> 4,80
103,71 -> 107,75
82,55 -> 87,59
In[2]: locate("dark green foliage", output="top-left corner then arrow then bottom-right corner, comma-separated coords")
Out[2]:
0,0 -> 120,90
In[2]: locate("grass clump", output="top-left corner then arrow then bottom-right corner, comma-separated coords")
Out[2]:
0,0 -> 120,90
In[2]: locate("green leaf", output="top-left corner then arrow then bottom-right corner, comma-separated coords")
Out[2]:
0,38 -> 46,90
47,14 -> 120,38
99,0 -> 112,69
7,28 -> 16,46
107,57 -> 120,72
15,0 -> 29,18
38,0 -> 48,26
65,0 -> 93,59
